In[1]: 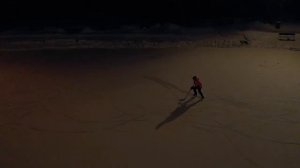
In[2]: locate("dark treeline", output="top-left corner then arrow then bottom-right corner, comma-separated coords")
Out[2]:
1,0 -> 300,29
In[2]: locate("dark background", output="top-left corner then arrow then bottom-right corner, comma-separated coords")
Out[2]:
1,0 -> 300,29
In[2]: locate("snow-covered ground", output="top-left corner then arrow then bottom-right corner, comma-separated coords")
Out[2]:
1,22 -> 300,50
0,47 -> 300,168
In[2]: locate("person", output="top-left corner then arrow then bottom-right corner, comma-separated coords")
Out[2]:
191,76 -> 204,99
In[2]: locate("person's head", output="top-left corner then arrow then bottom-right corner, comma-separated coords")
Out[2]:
192,76 -> 197,80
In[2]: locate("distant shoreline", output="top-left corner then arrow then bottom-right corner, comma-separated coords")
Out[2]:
0,30 -> 299,51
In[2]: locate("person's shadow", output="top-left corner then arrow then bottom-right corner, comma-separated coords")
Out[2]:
156,96 -> 202,130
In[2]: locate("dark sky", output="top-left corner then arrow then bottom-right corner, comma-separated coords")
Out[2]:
1,0 -> 300,27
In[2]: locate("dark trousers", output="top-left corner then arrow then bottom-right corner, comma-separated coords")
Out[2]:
191,86 -> 204,98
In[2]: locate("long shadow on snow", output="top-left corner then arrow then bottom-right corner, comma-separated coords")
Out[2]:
156,96 -> 202,130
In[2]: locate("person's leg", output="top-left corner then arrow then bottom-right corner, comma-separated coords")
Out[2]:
191,86 -> 197,96
198,87 -> 205,99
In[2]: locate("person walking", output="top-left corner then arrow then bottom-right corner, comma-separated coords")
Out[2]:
191,76 -> 205,99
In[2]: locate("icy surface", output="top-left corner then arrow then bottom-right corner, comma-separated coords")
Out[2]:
0,47 -> 300,168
